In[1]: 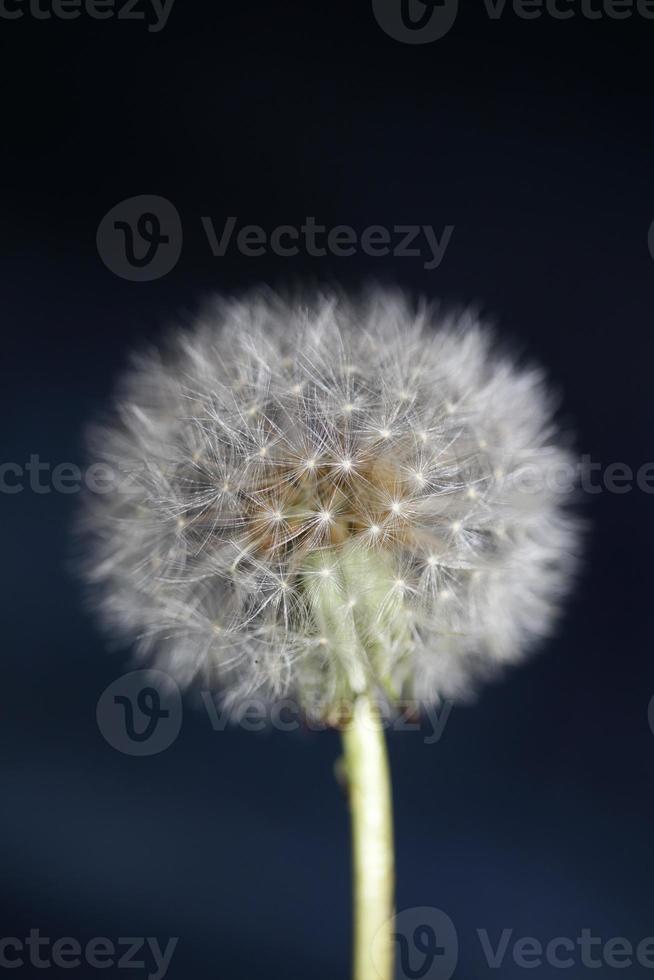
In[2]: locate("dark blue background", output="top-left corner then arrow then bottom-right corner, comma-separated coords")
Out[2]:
2,2 -> 654,977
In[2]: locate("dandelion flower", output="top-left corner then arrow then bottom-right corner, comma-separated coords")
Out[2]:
80,288 -> 579,980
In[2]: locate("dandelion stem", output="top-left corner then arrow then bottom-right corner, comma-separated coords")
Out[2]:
341,692 -> 395,980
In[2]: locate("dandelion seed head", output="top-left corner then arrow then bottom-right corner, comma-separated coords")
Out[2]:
79,289 -> 579,716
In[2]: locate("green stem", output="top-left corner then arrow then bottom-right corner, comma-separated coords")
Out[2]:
341,693 -> 395,980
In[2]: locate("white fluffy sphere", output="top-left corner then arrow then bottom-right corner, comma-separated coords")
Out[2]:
80,290 -> 578,718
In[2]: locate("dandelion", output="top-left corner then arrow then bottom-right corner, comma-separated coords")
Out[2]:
80,289 -> 578,980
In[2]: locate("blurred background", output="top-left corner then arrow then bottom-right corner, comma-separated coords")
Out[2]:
1,1 -> 654,977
